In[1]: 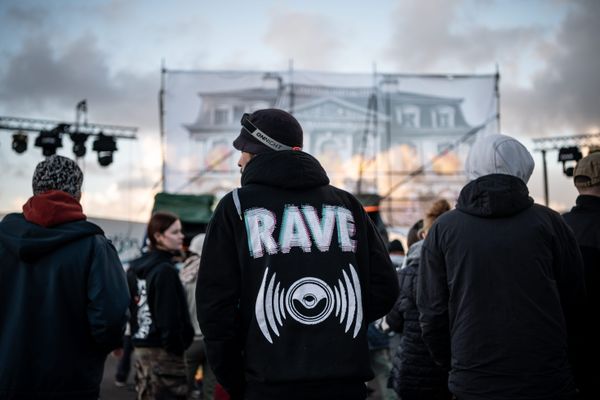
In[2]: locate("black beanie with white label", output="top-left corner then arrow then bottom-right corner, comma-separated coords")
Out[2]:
233,108 -> 303,154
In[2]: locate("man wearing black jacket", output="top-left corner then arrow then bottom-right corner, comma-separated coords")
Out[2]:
196,109 -> 399,400
417,134 -> 586,400
0,155 -> 130,399
563,150 -> 600,399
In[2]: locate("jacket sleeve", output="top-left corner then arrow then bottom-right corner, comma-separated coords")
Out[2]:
87,236 -> 130,352
386,265 -> 419,333
364,211 -> 399,322
152,265 -> 194,356
417,225 -> 451,368
386,271 -> 405,333
552,215 -> 587,386
196,194 -> 245,399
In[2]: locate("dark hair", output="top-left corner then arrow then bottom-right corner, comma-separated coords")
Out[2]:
406,219 -> 424,249
147,211 -> 180,249
388,239 -> 405,254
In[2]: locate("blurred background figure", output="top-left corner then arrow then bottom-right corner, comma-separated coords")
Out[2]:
405,220 -> 423,250
562,149 -> 600,399
180,233 -> 217,400
128,211 -> 194,400
386,200 -> 452,400
388,239 -> 405,270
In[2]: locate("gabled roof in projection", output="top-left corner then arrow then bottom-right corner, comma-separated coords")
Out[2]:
293,96 -> 389,121
186,84 -> 470,133
196,87 -> 279,100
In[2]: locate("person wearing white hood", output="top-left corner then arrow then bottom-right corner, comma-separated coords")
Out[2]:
416,134 -> 586,400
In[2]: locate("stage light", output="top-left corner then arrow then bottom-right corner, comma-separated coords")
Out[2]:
70,132 -> 89,158
558,146 -> 582,177
34,129 -> 63,156
92,133 -> 117,167
12,131 -> 28,154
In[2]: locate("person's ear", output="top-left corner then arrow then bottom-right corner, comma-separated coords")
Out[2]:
154,232 -> 163,246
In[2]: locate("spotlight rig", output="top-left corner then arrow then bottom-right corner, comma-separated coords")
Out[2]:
0,115 -> 137,166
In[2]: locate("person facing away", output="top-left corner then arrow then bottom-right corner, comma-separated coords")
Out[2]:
386,199 -> 452,400
0,155 -> 130,399
562,149 -> 600,399
179,233 -> 217,400
416,134 -> 587,400
388,239 -> 405,270
127,211 -> 194,400
195,109 -> 399,400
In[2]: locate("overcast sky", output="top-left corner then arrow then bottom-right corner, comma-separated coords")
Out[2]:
1,0 -> 598,222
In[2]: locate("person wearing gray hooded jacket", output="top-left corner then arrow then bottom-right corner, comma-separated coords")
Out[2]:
417,134 -> 586,400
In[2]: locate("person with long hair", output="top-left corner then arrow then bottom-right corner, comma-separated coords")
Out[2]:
128,211 -> 194,399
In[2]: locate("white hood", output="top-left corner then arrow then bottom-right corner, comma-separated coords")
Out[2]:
465,134 -> 535,183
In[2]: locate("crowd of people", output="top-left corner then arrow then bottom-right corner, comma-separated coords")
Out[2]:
0,108 -> 596,400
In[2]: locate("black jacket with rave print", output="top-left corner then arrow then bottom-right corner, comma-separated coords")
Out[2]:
196,150 -> 399,400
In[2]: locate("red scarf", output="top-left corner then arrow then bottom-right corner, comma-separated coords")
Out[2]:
22,190 -> 86,227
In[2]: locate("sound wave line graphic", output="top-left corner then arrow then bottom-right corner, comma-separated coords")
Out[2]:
255,264 -> 363,344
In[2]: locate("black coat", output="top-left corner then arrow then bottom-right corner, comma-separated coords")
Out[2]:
387,241 -> 450,399
563,195 -> 600,397
196,150 -> 399,400
0,213 -> 130,399
127,250 -> 194,356
417,174 -> 586,400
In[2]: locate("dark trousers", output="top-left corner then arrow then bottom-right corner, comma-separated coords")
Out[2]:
116,334 -> 134,382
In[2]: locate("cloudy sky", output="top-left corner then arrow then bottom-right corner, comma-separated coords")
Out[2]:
1,0 -> 598,222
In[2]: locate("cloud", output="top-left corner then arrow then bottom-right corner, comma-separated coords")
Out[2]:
0,33 -> 159,132
264,10 -> 343,70
4,4 -> 48,27
0,35 -> 113,109
384,0 -> 543,74
0,32 -> 162,221
503,0 -> 600,135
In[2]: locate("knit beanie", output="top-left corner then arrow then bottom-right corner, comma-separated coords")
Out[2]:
32,155 -> 83,198
233,108 -> 303,154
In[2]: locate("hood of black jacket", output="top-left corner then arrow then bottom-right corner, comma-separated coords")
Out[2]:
457,174 -> 534,218
241,150 -> 330,189
129,249 -> 175,278
0,213 -> 103,263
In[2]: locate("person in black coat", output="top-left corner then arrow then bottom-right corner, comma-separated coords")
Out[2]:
0,155 -> 130,400
562,150 -> 600,399
417,134 -> 586,400
128,211 -> 194,399
387,200 -> 452,400
196,109 -> 399,400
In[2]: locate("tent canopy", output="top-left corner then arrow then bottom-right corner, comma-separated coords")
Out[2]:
152,192 -> 215,240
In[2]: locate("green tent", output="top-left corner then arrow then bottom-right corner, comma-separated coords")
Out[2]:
152,192 -> 215,240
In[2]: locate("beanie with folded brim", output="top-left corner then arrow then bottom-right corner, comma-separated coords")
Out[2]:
232,108 -> 303,154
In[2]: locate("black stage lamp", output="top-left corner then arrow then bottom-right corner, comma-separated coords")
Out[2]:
70,132 -> 89,158
557,146 -> 582,177
92,133 -> 117,167
12,132 -> 28,154
34,129 -> 63,156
